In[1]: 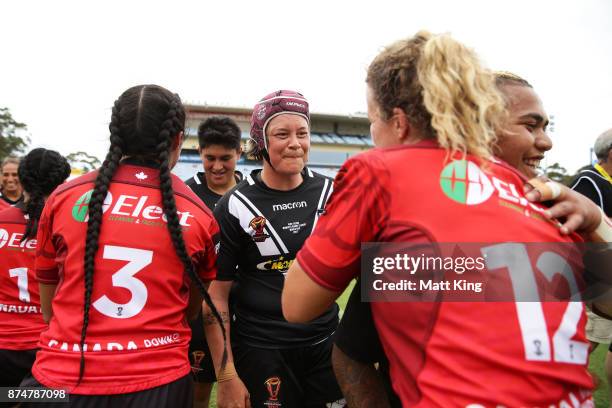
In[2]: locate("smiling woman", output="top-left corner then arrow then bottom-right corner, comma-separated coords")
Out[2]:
203,90 -> 345,408
494,73 -> 553,178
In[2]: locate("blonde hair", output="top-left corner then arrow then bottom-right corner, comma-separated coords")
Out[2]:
367,31 -> 506,160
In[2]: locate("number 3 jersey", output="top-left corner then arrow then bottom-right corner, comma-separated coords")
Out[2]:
33,162 -> 219,394
298,141 -> 594,407
214,168 -> 338,348
0,205 -> 46,350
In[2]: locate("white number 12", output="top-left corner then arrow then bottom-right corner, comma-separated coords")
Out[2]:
481,243 -> 588,365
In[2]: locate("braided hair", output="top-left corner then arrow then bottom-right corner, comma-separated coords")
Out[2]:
78,84 -> 227,385
17,148 -> 70,240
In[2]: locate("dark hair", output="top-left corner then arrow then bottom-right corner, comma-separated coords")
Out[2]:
18,148 -> 70,240
197,116 -> 242,150
78,84 -> 226,384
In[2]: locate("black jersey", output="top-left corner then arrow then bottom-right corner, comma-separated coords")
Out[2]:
570,165 -> 612,216
214,168 -> 338,348
185,172 -> 243,211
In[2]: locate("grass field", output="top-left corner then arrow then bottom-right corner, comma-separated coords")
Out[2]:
208,281 -> 609,407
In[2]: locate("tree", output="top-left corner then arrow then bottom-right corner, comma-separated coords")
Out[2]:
543,162 -> 573,185
66,151 -> 101,173
0,107 -> 30,161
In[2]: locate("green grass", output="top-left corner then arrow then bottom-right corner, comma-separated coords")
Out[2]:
591,344 -> 610,408
209,282 -> 608,407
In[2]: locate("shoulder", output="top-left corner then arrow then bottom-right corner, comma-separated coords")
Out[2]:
52,171 -> 98,197
214,179 -> 248,212
171,173 -> 212,216
0,206 -> 26,224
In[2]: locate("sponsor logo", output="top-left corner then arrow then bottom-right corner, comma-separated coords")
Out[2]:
249,216 -> 270,242
284,101 -> 305,109
71,190 -> 193,227
72,190 -> 93,222
326,399 -> 347,408
135,171 -> 148,180
256,256 -> 294,273
191,350 -> 205,374
264,376 -> 282,407
272,201 -> 307,212
46,333 -> 180,352
440,160 -> 494,205
439,160 -> 552,221
0,228 -> 36,250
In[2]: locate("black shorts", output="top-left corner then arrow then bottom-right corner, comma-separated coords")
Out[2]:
233,336 -> 345,408
0,349 -> 37,387
188,310 -> 216,383
18,373 -> 193,408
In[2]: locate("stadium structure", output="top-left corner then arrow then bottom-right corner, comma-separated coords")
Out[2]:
174,103 -> 373,180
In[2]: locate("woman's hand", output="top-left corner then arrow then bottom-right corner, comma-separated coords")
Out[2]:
524,176 -> 602,235
216,376 -> 251,408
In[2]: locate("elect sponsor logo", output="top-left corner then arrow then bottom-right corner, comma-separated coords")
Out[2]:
440,160 -> 493,205
272,201 -> 307,212
439,159 -> 550,219
72,190 -> 194,226
0,228 -> 36,250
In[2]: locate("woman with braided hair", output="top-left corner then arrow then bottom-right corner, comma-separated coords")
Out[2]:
0,148 -> 70,391
20,85 -> 225,407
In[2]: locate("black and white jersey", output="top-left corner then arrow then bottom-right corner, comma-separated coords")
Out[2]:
570,165 -> 611,216
185,171 -> 243,211
214,168 -> 337,348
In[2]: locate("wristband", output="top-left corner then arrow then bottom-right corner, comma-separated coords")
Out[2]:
217,362 -> 237,383
591,209 -> 612,243
527,178 -> 562,201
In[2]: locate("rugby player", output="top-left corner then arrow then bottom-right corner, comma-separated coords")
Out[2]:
283,32 -> 602,407
0,149 -> 69,391
204,90 -> 344,408
184,116 -> 242,408
20,85 -> 225,407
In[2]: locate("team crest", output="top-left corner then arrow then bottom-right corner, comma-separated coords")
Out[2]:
135,171 -> 148,180
249,216 -> 270,242
264,376 -> 281,407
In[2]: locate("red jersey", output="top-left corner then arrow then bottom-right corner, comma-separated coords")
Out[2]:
0,206 -> 46,350
298,141 -> 593,407
33,163 -> 219,394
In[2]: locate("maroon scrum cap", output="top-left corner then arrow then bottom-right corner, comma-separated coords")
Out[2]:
250,90 -> 310,153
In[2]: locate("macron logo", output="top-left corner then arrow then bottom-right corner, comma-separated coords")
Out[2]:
272,201 -> 307,211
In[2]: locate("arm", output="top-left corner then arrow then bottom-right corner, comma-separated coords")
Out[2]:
332,345 -> 391,408
283,260 -> 341,323
39,283 -> 57,323
203,280 -> 250,408
332,283 -> 393,408
186,280 -> 209,321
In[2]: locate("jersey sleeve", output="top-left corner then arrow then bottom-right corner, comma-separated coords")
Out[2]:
571,176 -> 604,209
35,195 -> 60,284
334,282 -> 386,364
297,154 -> 390,292
192,216 -> 220,282
213,195 -> 243,281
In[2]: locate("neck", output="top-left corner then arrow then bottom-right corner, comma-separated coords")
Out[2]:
261,165 -> 303,191
3,190 -> 21,201
599,161 -> 612,176
207,176 -> 237,196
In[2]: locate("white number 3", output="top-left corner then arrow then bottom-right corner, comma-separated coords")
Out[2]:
93,245 -> 153,319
